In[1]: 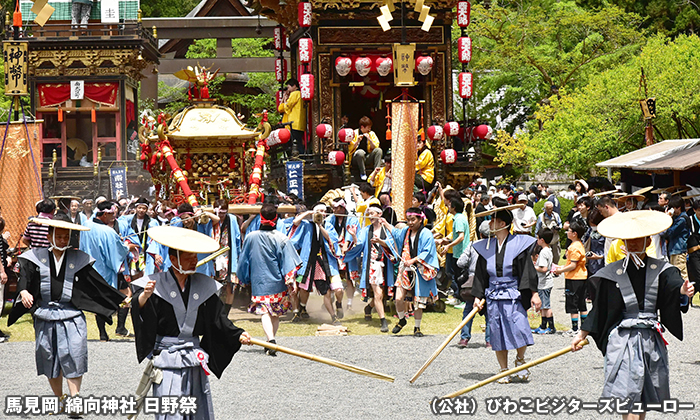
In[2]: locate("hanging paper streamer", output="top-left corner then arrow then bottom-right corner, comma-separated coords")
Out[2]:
391,102 -> 419,219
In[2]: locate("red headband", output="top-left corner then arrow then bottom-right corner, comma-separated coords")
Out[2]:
261,214 -> 278,227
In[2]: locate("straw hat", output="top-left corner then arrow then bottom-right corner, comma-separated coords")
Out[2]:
651,185 -> 691,194
615,194 -> 645,203
631,186 -> 653,196
30,216 -> 90,231
593,189 -> 619,197
597,210 -> 672,240
474,204 -> 523,218
147,225 -> 219,253
575,179 -> 589,190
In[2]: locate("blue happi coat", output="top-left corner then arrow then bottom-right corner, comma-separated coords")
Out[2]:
344,223 -> 398,289
391,226 -> 439,298
238,228 -> 301,296
291,219 -> 340,278
325,214 -> 360,273
79,220 -> 129,289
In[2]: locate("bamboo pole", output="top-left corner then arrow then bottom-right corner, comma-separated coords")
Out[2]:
196,246 -> 230,267
441,339 -> 590,399
249,338 -> 395,383
410,299 -> 484,384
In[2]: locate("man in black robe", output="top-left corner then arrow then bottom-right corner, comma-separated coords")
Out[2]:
572,210 -> 694,420
130,226 -> 251,420
9,214 -> 125,416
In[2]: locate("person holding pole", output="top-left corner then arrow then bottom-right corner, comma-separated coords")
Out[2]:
471,197 -> 541,384
237,204 -> 301,355
571,210 -> 694,420
130,226 -> 252,420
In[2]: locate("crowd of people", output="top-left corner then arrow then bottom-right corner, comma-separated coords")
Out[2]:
2,165 -> 699,418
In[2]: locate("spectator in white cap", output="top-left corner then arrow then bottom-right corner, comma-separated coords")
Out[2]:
512,194 -> 537,235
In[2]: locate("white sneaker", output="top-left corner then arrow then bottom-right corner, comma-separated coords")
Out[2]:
564,329 -> 578,337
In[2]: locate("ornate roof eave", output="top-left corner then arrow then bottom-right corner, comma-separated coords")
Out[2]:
253,0 -> 459,29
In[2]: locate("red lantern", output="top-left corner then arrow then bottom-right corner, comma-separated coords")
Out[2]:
375,56 -> 393,77
275,90 -> 284,111
328,151 -> 345,166
458,37 -> 472,63
300,74 -> 314,100
299,38 -> 313,63
444,121 -> 460,136
415,55 -> 433,76
335,56 -> 352,76
338,127 -> 354,143
273,26 -> 285,51
355,56 -> 372,77
427,125 -> 444,141
316,123 -> 333,138
440,149 -> 457,164
267,128 -> 291,147
298,1 -> 312,27
457,1 -> 471,27
458,72 -> 473,99
275,58 -> 287,83
473,124 -> 493,140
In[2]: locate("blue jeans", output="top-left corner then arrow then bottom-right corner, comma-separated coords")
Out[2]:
460,299 -> 490,342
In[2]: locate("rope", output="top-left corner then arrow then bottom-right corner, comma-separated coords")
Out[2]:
0,102 -> 13,165
21,101 -> 44,198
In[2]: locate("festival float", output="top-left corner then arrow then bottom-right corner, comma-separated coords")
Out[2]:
138,65 -> 295,212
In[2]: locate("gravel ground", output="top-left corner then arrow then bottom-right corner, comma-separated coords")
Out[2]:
2,275 -> 700,419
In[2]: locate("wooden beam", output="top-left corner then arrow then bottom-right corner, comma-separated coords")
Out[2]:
141,16 -> 276,39
158,58 -> 276,74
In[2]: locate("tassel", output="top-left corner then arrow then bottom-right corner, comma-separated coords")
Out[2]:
13,0 -> 22,27
185,148 -> 192,170
91,108 -> 96,123
58,108 -> 63,122
229,154 -> 236,170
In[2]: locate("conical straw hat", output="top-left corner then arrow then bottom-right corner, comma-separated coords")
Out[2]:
30,216 -> 90,231
597,210 -> 671,240
147,225 -> 219,253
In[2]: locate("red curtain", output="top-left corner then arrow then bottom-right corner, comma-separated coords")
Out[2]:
38,84 -> 70,107
38,83 -> 118,107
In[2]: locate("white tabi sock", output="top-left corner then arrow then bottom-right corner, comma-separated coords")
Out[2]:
415,318 -> 422,328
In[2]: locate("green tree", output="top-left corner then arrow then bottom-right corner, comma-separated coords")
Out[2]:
141,0 -> 201,17
523,34 -> 700,177
170,38 -> 280,127
457,0 -> 644,134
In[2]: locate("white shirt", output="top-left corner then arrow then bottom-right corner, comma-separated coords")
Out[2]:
512,206 -> 536,233
51,250 -> 65,275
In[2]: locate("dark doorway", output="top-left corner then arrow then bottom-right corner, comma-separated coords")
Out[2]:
340,84 -> 424,155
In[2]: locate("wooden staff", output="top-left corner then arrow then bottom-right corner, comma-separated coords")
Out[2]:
410,299 -> 484,384
196,246 -> 230,268
441,339 -> 590,399
249,338 -> 395,383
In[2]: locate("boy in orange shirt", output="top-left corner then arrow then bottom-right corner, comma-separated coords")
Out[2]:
554,220 -> 588,336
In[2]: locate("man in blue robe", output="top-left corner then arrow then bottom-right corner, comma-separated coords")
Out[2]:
345,203 -> 398,332
119,197 -> 160,280
325,197 -> 361,317
472,198 -> 541,383
80,201 -> 131,341
212,199 -> 242,316
238,204 -> 301,353
291,203 -> 342,324
385,207 -> 440,337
